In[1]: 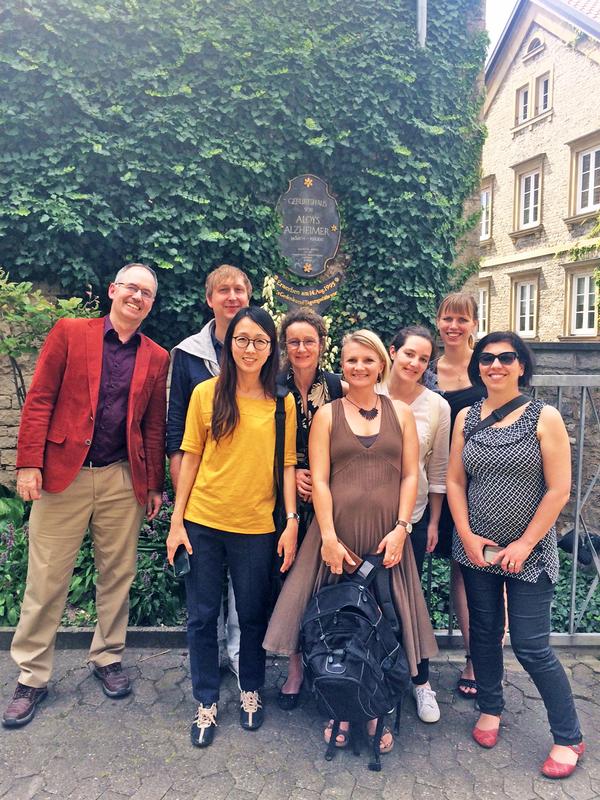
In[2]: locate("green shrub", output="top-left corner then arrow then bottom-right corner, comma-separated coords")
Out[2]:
0,486 -> 186,628
62,490 -> 186,627
422,551 -> 600,633
0,523 -> 29,626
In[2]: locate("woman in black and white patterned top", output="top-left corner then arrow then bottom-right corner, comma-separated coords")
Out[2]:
447,331 -> 584,780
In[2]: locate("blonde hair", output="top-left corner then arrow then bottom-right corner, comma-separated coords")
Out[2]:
341,329 -> 391,384
436,292 -> 478,323
205,264 -> 252,300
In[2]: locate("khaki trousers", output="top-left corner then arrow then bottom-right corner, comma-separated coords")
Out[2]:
11,462 -> 145,687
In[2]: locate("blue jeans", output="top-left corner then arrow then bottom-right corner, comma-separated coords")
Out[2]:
461,565 -> 582,746
184,521 -> 276,704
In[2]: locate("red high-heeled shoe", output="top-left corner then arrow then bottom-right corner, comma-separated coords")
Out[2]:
541,742 -> 585,779
471,719 -> 500,749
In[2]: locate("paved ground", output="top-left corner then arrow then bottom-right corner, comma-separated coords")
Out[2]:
0,648 -> 598,800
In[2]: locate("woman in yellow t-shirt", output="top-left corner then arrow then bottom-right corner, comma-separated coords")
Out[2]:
167,306 -> 298,749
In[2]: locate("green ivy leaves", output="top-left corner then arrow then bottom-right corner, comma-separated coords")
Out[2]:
0,0 -> 486,348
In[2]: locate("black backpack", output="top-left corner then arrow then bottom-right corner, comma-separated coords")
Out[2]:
300,554 -> 410,770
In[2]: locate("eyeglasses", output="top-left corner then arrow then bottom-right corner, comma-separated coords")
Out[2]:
478,351 -> 519,366
115,282 -> 155,301
232,335 -> 271,351
286,338 -> 319,350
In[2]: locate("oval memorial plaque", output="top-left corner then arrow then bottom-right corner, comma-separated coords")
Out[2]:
276,174 -> 340,278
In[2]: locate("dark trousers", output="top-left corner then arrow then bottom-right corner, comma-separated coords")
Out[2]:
410,511 -> 429,685
184,521 -> 276,705
461,565 -> 582,746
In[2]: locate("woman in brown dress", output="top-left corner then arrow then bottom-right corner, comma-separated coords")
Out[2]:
264,330 -> 438,752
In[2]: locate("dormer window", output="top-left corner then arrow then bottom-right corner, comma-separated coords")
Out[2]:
523,36 -> 545,61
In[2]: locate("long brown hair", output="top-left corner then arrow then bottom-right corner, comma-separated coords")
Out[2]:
211,307 -> 279,443
437,292 -> 478,323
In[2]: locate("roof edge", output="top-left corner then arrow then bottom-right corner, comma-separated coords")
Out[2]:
486,0 -> 600,80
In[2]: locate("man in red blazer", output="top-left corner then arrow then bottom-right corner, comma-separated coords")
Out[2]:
3,263 -> 169,729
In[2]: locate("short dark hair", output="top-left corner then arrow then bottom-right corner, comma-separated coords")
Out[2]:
279,307 -> 327,369
389,325 -> 437,362
114,263 -> 158,293
468,331 -> 535,388
211,307 -> 279,442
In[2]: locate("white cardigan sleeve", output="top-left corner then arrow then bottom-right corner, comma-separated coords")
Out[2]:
427,394 -> 451,494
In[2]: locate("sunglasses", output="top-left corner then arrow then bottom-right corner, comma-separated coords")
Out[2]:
478,351 -> 519,366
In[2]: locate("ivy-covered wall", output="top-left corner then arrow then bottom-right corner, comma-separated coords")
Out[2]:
0,0 -> 486,349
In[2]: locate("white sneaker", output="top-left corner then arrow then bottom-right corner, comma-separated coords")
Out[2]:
412,683 -> 440,723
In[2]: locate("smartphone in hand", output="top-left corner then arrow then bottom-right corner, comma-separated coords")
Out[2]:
173,544 -> 191,579
483,545 -> 503,564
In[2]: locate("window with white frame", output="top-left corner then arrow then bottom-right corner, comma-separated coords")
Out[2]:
480,186 -> 492,240
577,146 -> 600,214
570,273 -> 597,335
514,280 -> 536,336
517,85 -> 529,123
519,169 -> 541,228
478,285 -> 489,336
536,73 -> 550,114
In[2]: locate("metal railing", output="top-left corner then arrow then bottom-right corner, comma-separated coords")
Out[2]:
532,375 -> 600,637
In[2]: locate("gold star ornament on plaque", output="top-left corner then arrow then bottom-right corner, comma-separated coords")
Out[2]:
303,177 -> 313,188
303,262 -> 313,273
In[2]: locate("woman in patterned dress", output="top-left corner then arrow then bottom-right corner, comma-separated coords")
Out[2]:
276,308 -> 345,710
265,330 -> 437,753
446,331 -> 584,778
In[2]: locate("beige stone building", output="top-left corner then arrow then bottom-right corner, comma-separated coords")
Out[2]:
478,0 -> 600,342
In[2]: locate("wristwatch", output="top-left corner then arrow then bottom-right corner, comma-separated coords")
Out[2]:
286,512 -> 300,522
394,519 -> 413,534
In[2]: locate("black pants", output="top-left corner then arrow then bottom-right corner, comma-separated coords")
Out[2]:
184,521 -> 276,705
461,565 -> 582,746
410,511 -> 429,685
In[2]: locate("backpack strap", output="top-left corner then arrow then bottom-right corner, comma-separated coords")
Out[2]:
273,385 -> 289,532
324,371 -> 344,400
424,390 -> 440,469
368,557 -> 400,635
464,394 -> 529,443
348,553 -> 400,635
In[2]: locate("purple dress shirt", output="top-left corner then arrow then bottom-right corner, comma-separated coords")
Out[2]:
85,316 -> 140,467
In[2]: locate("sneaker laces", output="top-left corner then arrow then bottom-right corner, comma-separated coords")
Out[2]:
415,685 -> 437,710
240,690 -> 262,713
194,703 -> 218,729
13,684 -> 38,700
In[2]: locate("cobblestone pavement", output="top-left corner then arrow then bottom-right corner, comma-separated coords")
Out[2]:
0,648 -> 598,800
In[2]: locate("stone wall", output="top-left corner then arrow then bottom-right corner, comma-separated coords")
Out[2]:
0,355 -> 34,488
531,343 -> 600,535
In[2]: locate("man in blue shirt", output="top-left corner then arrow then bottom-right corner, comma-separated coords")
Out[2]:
167,264 -> 252,677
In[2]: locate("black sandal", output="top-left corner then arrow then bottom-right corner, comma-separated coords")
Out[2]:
456,655 -> 478,698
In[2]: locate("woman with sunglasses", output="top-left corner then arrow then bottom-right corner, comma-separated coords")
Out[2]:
276,308 -> 345,711
265,330 -> 437,752
382,326 -> 450,723
423,292 -> 485,698
446,331 -> 584,778
166,307 -> 298,748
